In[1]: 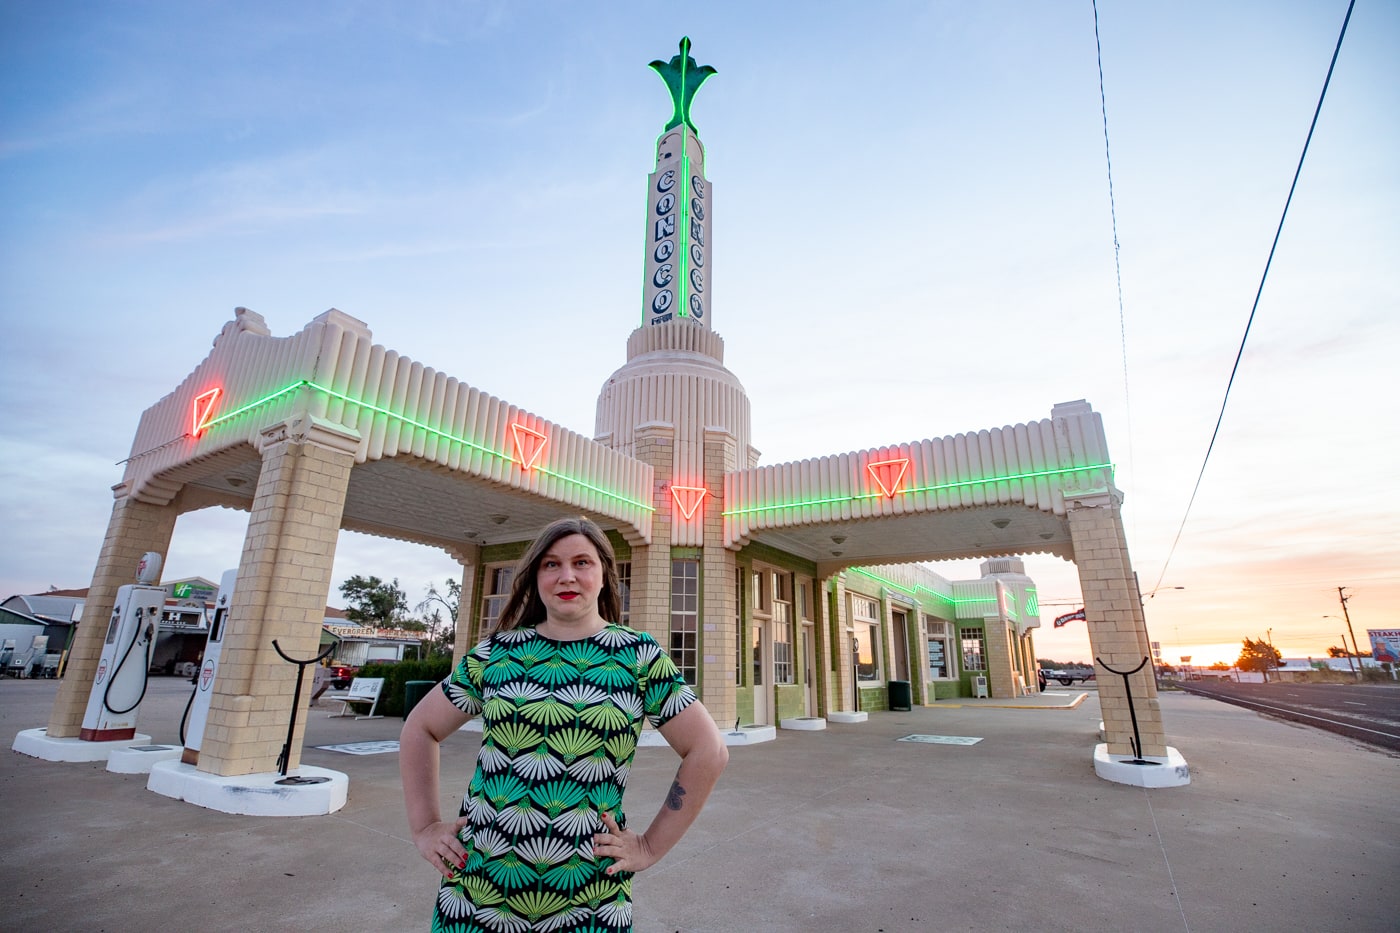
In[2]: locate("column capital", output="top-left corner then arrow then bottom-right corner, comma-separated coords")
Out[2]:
258,415 -> 361,456
1065,489 -> 1123,512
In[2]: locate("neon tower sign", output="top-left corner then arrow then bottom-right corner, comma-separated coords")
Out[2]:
643,38 -> 716,327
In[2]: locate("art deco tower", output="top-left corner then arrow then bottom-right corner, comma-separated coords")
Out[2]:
596,38 -> 756,489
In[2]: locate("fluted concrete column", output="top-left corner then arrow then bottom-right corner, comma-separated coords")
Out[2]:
197,416 -> 359,777
1068,494 -> 1165,757
46,491 -> 180,737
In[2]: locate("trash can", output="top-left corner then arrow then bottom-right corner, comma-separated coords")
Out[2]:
404,680 -> 435,718
887,679 -> 912,711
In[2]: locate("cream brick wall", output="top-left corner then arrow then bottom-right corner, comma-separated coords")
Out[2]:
197,419 -> 357,777
46,493 -> 179,738
700,428 -> 738,724
1068,499 -> 1165,757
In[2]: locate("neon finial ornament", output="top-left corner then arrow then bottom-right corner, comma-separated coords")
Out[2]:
509,422 -> 549,471
671,485 -> 708,521
649,37 -> 717,136
191,388 -> 222,437
866,458 -> 911,499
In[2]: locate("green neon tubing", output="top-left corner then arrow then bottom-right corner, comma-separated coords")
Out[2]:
199,379 -> 653,512
722,462 -> 1114,517
848,568 -> 1041,619
678,147 -> 690,317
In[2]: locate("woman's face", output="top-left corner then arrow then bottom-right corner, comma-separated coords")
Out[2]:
535,533 -> 605,624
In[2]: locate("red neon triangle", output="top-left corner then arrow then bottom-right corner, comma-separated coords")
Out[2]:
671,485 -> 708,520
191,388 -> 222,437
510,422 -> 549,470
866,458 -> 910,499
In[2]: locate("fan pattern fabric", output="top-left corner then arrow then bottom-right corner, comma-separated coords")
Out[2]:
432,624 -> 696,932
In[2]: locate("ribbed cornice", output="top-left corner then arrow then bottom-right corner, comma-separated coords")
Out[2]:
120,308 -> 654,540
723,401 -> 1114,549
595,321 -> 751,464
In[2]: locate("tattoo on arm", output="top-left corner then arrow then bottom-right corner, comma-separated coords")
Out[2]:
665,778 -> 687,811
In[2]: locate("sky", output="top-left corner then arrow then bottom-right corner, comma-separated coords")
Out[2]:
2,1 -> 1396,668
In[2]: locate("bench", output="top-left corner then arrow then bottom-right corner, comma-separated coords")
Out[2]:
324,677 -> 385,720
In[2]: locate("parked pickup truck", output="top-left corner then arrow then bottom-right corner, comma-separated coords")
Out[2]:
1040,669 -> 1095,687
328,663 -> 360,689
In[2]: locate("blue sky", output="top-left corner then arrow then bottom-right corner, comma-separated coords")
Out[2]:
2,1 -> 1395,665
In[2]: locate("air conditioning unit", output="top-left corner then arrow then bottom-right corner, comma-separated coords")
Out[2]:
974,675 -> 989,698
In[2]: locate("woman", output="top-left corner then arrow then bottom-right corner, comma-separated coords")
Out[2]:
401,516 -> 729,932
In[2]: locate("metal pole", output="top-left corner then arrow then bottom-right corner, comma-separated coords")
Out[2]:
1338,588 -> 1363,681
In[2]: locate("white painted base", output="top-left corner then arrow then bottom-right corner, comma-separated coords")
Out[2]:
723,725 -> 776,745
827,710 -> 868,724
1093,744 -> 1191,787
11,727 -> 154,762
106,744 -> 183,774
780,717 -> 827,731
147,761 -> 348,816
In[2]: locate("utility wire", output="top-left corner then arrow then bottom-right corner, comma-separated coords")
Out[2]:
1091,0 -> 1136,534
1149,0 -> 1356,595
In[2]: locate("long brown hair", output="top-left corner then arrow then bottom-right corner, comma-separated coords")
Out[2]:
493,516 -> 622,633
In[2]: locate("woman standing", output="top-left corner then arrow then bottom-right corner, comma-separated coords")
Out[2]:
401,516 -> 729,931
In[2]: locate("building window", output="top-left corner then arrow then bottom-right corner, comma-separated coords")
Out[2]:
670,559 -> 699,685
927,617 -> 953,678
773,602 -> 794,685
480,565 -> 513,635
751,569 -> 770,615
617,560 -> 631,625
960,627 -> 986,671
852,595 -> 881,682
797,577 -> 812,622
772,573 -> 794,684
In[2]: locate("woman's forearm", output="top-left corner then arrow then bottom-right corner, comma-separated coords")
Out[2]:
637,734 -> 729,863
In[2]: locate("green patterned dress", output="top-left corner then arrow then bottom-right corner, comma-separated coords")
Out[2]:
433,623 -> 696,932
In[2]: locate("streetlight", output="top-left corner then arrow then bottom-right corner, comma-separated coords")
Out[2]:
1324,615 -> 1359,678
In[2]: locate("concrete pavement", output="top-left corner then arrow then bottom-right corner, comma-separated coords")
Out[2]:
2,676 -> 1396,932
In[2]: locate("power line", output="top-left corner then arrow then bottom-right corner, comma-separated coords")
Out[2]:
1149,0 -> 1356,595
1091,0 -> 1137,528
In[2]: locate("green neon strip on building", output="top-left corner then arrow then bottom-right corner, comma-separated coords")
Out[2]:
198,379 -> 653,512
722,462 -> 1114,517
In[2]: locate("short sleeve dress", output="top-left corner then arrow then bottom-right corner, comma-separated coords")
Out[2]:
433,623 -> 697,933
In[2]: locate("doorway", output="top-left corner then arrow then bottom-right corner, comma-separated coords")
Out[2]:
803,622 -> 816,716
892,609 -> 911,682
751,622 -> 771,725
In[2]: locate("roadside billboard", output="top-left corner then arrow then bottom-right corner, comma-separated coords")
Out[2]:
1368,629 -> 1400,664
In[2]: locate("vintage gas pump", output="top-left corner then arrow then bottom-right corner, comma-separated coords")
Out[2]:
79,552 -> 167,742
180,568 -> 235,765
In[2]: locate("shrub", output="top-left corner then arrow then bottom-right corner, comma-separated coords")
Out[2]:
358,656 -> 456,717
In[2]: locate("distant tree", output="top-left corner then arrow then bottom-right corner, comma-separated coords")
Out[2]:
1236,638 -> 1282,678
1328,645 -> 1372,658
1207,662 -> 1231,671
416,578 -> 460,656
339,575 -> 408,627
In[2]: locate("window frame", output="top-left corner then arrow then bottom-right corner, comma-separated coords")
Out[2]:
851,594 -> 882,683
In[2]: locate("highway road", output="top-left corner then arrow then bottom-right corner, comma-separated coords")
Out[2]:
1179,680 -> 1400,753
